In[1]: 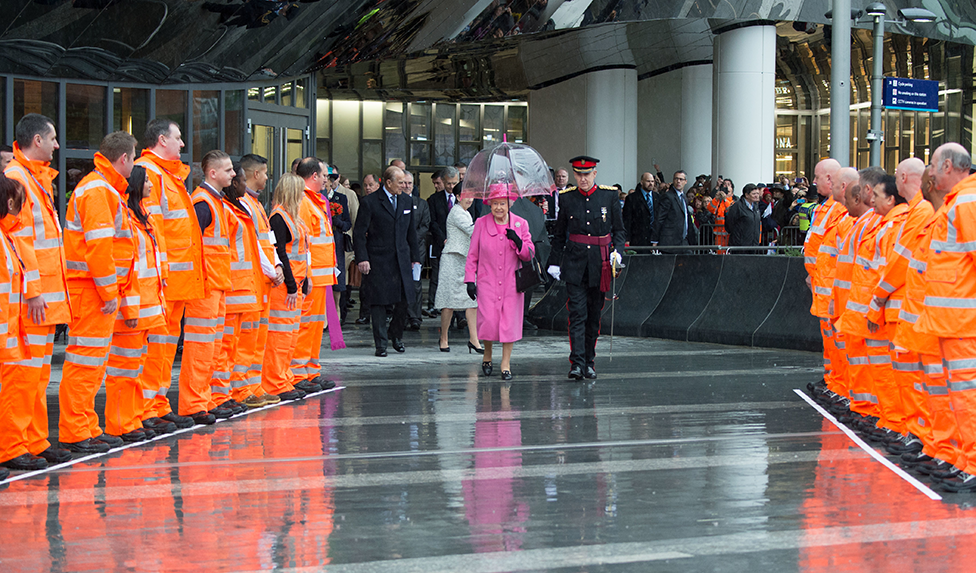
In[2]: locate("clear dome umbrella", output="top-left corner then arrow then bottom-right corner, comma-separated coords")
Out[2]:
460,137 -> 556,200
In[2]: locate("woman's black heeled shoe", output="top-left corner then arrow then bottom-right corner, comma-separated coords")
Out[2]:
501,370 -> 513,381
482,361 -> 493,376
468,341 -> 484,354
439,344 -> 450,352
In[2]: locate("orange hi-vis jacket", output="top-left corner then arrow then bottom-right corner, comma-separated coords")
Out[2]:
805,198 -> 847,317
272,206 -> 309,283
222,196 -> 260,314
832,210 -> 881,323
3,143 -> 71,325
118,215 -> 166,332
916,173 -> 976,338
815,212 -> 853,319
839,203 -> 909,338
893,209 -> 942,353
63,153 -> 137,319
707,196 -> 734,245
0,223 -> 28,361
242,192 -> 278,287
869,193 -> 933,327
135,150 -> 205,301
300,189 -> 337,287
191,183 -> 235,293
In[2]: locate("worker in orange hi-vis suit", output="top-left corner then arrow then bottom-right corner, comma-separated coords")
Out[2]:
208,162 -> 259,415
867,158 -> 935,460
262,174 -> 310,400
915,142 -> 976,492
805,159 -> 846,399
832,168 -> 882,423
177,150 -> 238,425
895,166 -> 963,476
707,190 -> 734,250
102,165 -> 170,441
236,153 -> 284,408
58,131 -> 138,453
840,173 -> 909,442
0,114 -> 74,470
291,157 -> 337,393
135,119 -> 202,432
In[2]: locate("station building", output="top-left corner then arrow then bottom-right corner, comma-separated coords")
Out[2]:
0,0 -> 971,215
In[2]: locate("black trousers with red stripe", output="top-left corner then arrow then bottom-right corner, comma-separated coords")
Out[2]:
566,282 -> 605,369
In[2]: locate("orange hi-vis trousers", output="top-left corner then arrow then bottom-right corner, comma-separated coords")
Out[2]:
141,300 -> 185,420
866,335 -> 901,433
104,330 -> 148,436
846,335 -> 880,418
939,337 -> 976,474
292,285 -> 327,383
262,287 -> 303,395
59,286 -> 115,444
210,311 -> 240,407
177,290 -> 225,416
892,348 -> 930,442
239,283 -> 272,400
821,319 -> 848,397
0,324 -> 55,462
919,351 -> 962,465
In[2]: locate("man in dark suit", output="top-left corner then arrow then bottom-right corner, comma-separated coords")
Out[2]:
622,171 -> 658,246
354,165 -> 422,356
510,196 -> 551,329
403,170 -> 430,330
651,170 -> 697,248
426,168 -> 452,315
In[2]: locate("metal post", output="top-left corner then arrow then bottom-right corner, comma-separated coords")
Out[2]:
869,13 -> 885,166
830,0 -> 851,166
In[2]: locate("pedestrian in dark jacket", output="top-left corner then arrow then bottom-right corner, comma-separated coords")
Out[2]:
725,183 -> 762,252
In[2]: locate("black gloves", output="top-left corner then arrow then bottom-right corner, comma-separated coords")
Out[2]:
466,282 -> 477,300
505,228 -> 523,250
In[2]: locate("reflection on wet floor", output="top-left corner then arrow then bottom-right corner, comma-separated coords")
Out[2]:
2,332 -> 975,572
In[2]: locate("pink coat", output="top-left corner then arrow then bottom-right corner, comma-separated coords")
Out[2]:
465,213 -> 535,343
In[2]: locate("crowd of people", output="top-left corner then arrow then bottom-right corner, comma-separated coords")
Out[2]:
803,144 -> 976,493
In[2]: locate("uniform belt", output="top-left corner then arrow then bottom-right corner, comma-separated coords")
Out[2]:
569,233 -> 610,246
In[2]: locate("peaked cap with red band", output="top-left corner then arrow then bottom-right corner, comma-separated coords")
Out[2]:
569,155 -> 599,174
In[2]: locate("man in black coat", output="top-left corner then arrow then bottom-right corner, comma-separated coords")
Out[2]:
622,171 -> 658,246
651,170 -> 697,248
510,196 -> 551,328
404,170 -> 430,330
354,165 -> 422,356
546,156 -> 626,380
725,183 -> 763,252
425,167 -> 460,314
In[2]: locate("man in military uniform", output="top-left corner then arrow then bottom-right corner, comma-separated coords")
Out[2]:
547,156 -> 626,380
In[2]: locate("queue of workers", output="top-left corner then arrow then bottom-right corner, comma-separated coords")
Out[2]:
805,142 -> 976,493
0,113 -> 340,480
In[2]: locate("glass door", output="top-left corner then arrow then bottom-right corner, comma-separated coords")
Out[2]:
248,110 -> 309,206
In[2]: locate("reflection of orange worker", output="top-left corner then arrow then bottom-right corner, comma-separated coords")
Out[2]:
0,115 -> 74,470
59,132 -> 138,453
102,165 -> 170,441
916,142 -> 976,492
292,157 -> 337,393
262,174 -> 310,400
136,119 -> 201,432
178,150 -> 238,424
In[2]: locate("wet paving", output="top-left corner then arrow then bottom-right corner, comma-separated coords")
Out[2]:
3,322 -> 976,572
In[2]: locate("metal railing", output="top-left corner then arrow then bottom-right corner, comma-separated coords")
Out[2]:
622,224 -> 807,256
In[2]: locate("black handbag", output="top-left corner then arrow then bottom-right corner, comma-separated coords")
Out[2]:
515,256 -> 544,293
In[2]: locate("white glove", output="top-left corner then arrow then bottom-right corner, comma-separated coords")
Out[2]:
610,251 -> 623,267
547,265 -> 561,281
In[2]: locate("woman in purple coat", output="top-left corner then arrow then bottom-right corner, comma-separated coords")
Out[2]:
464,184 -> 536,380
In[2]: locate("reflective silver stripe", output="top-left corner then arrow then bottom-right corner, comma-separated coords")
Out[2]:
270,309 -> 300,319
66,260 -> 89,271
893,361 -> 921,372
819,245 -> 839,255
804,256 -> 817,264
0,324 -> 7,335
838,254 -> 855,263
930,239 -> 976,253
106,365 -> 143,378
85,227 -> 115,241
211,385 -> 231,395
65,219 -> 83,232
850,391 -> 879,403
924,296 -> 976,309
185,317 -> 220,328
835,341 -> 846,349
10,357 -> 45,367
139,305 -> 163,318
246,375 -> 261,385
928,384 -> 949,395
93,275 -> 116,287
69,335 -> 113,346
165,209 -> 189,220
257,232 -> 270,241
914,382 -> 926,393
899,309 -> 919,323
147,205 -> 162,216
814,286 -> 832,296
945,358 -> 976,371
868,354 -> 892,365
34,237 -> 61,249
260,318 -> 269,326
26,333 -> 49,346
908,257 -> 926,272
121,296 -> 139,307
865,338 -> 889,347
878,280 -> 896,294
287,253 -> 305,261
156,386 -> 169,397
212,371 -> 230,380
159,252 -> 167,262
923,363 -> 944,376
268,323 -> 298,332
232,365 -> 248,373
855,256 -> 872,268
848,356 -> 870,366
23,269 -> 40,282
183,332 -> 217,343
230,378 -> 251,388
65,352 -> 108,366
833,280 -> 851,289
142,389 -> 157,399
309,235 -> 329,244
109,345 -> 145,358
301,314 -> 326,323
116,266 -> 129,278
886,299 -> 901,309
949,379 -> 976,392
42,291 -> 66,303
226,295 -> 258,306
147,334 -> 180,344
202,237 -> 230,246
230,262 -> 252,270
846,301 -> 870,313
169,262 -> 193,271
311,267 -> 333,277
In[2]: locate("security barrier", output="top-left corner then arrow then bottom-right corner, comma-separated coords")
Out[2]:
528,253 -> 820,352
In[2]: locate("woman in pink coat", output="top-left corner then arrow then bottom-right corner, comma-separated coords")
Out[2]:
464,184 -> 535,380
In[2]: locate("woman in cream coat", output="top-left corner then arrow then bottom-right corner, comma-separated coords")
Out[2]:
435,190 -> 483,353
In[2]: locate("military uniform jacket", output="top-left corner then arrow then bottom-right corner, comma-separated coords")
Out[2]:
547,185 -> 625,288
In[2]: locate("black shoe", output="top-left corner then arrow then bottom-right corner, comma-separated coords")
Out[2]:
422,309 -> 432,318
38,447 -> 72,464
355,317 -> 370,325
886,434 -> 923,455
456,318 -> 468,330
468,341 -> 484,354
568,365 -> 583,380
931,464 -> 963,481
60,438 -> 111,454
439,343 -> 451,352
209,406 -> 234,419
143,417 -> 178,435
585,366 -> 597,380
97,434 -> 124,447
900,451 -> 933,466
375,348 -> 388,357
218,399 -> 247,415
189,411 -> 217,426
407,321 -> 422,331
161,412 -> 195,429
482,361 -> 493,376
523,319 -> 538,330
114,429 -> 150,443
275,390 -> 305,402
941,472 -> 976,492
0,467 -> 8,480
315,378 -> 337,390
916,459 -> 947,475
0,453 -> 48,470
294,380 -> 321,393
392,338 -> 405,353
501,370 -> 513,381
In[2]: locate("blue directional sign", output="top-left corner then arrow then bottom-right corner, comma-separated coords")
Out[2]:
883,77 -> 939,112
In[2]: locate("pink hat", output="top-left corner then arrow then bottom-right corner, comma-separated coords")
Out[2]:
487,182 -> 518,202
